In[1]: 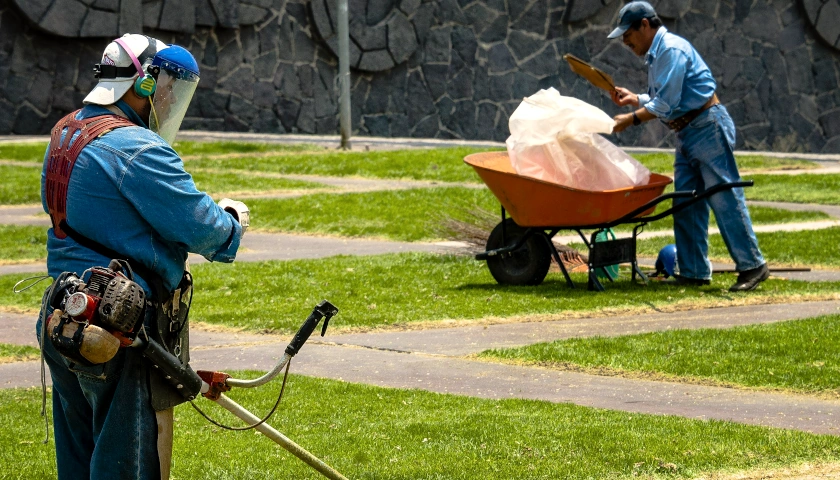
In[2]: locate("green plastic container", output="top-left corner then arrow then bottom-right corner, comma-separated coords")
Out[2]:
594,228 -> 620,279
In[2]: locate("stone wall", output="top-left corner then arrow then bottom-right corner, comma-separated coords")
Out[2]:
1,0 -> 839,152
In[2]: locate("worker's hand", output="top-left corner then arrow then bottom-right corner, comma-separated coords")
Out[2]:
218,198 -> 250,234
612,113 -> 634,134
611,87 -> 638,107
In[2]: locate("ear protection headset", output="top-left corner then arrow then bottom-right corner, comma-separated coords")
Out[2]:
113,37 -> 159,98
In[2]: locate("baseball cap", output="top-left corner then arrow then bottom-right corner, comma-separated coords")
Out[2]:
84,34 -> 168,105
607,1 -> 658,39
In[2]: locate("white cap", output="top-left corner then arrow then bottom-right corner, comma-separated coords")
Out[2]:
84,34 -> 168,106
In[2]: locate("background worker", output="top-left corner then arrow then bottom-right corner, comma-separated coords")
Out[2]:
608,1 -> 769,292
39,34 -> 249,479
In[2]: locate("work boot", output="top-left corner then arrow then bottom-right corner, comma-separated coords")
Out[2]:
728,263 -> 770,292
663,275 -> 711,286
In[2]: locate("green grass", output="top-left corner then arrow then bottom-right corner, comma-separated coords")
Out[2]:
5,254 -> 838,333
615,202 -> 830,233
0,165 -> 41,205
0,225 -> 47,263
190,170 -> 328,198
0,142 -> 47,162
0,141 -> 316,163
250,187 -> 496,241
188,147 -> 497,183
633,153 -> 818,174
3,377 -> 840,479
247,187 -> 826,242
173,140 -> 319,157
0,343 -> 38,363
479,316 -> 840,395
747,174 -> 840,205
634,227 -> 840,268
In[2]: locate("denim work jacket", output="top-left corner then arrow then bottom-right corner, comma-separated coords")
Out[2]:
637,26 -> 717,122
41,101 -> 242,294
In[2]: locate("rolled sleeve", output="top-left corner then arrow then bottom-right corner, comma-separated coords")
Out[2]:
644,48 -> 688,119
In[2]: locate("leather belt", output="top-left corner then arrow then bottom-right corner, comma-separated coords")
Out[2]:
667,93 -> 719,132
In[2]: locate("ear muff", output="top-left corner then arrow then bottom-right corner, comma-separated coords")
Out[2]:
134,73 -> 156,97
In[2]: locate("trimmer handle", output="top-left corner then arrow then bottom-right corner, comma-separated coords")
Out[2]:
284,300 -> 339,357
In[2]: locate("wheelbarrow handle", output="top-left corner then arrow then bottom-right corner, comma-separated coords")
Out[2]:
608,180 -> 754,227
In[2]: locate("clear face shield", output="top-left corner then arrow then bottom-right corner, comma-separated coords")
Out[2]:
149,64 -> 199,145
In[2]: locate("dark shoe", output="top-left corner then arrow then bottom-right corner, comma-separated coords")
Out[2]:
729,264 -> 770,292
663,275 -> 711,286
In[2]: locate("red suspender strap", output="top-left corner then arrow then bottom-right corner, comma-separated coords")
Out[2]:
45,110 -> 136,238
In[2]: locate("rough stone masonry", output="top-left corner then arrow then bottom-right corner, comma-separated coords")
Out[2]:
1,0 -> 839,152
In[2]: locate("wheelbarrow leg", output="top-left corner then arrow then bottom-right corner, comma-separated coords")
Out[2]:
542,229 -> 574,289
632,224 -> 649,285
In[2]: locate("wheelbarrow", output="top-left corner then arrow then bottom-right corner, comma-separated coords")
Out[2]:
464,152 -> 753,291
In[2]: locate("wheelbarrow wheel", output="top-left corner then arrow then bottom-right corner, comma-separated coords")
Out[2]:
485,219 -> 551,286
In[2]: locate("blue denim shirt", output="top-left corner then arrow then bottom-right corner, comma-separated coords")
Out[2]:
41,101 -> 242,294
636,27 -> 717,122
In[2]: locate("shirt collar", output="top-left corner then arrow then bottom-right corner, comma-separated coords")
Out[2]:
80,100 -> 149,129
645,26 -> 668,65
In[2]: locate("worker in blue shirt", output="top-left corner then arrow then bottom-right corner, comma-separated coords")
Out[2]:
38,34 -> 249,479
609,1 -> 769,292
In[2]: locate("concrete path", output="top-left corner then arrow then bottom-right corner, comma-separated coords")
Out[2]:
4,300 -> 840,435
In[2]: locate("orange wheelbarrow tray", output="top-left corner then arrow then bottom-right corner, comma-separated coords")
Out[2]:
464,152 -> 754,291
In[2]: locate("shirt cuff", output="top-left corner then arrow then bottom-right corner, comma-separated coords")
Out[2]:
204,222 -> 242,263
637,93 -> 651,106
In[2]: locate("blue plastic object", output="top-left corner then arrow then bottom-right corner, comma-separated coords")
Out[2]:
655,244 -> 677,277
152,44 -> 200,81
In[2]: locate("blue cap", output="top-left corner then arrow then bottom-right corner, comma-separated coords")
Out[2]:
151,44 -> 200,82
607,1 -> 657,39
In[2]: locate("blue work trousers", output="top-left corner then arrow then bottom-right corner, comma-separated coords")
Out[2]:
37,310 -> 160,480
672,104 -> 764,280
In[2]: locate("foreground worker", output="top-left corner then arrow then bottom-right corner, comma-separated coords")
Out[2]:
609,1 -> 769,292
38,34 -> 249,479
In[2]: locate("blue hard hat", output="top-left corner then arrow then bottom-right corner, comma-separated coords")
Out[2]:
151,44 -> 199,81
655,244 -> 677,278
608,1 -> 657,39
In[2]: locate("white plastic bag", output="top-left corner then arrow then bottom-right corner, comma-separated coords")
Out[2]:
506,88 -> 650,191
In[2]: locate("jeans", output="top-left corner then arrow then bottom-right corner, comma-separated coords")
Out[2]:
37,308 -> 160,480
672,104 -> 764,280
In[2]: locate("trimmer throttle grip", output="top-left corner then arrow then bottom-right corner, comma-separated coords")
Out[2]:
143,338 -> 203,400
285,300 -> 339,357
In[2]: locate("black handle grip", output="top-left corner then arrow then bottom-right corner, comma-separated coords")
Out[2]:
142,338 -> 203,401
285,300 -> 339,357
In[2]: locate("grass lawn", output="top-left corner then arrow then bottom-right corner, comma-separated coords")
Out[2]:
0,343 -> 38,363
173,140 -> 318,157
746,173 -> 840,205
0,225 -> 47,264
479,316 -> 840,396
188,147 -> 498,183
3,377 -> 839,479
0,141 -> 315,163
0,165 -> 41,205
633,153 -> 818,174
190,169 -> 329,198
634,227 -> 840,269
4,254 -> 838,333
247,187 -> 828,242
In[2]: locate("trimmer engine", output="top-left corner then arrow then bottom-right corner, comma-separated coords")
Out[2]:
48,260 -> 146,365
